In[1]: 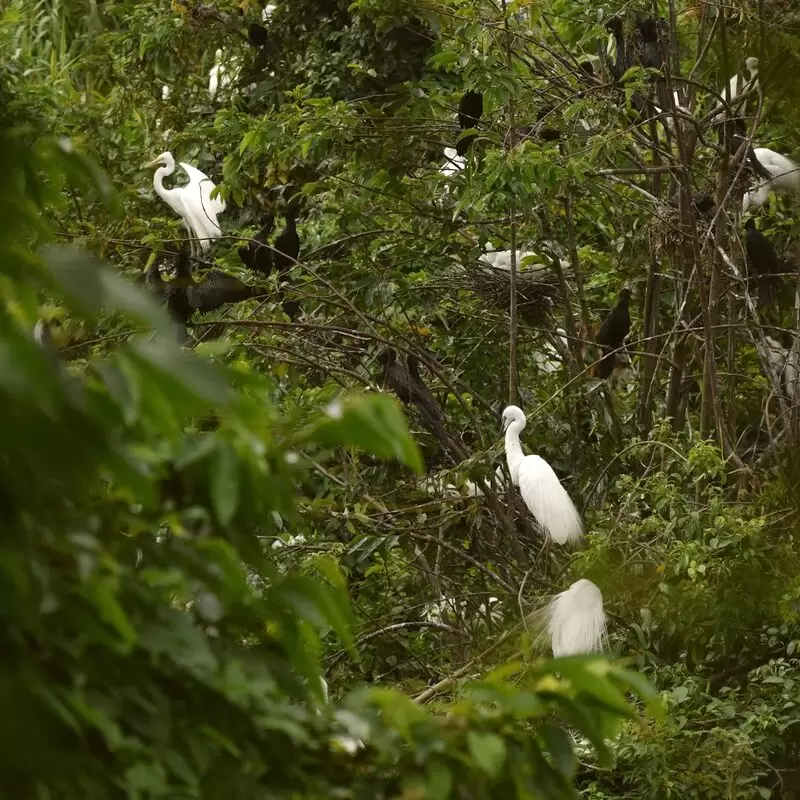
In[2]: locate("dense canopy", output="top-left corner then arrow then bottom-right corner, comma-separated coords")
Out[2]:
2,0 -> 800,797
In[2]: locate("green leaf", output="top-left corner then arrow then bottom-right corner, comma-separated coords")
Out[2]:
426,758 -> 453,800
540,724 -> 576,777
211,439 -> 239,526
467,731 -> 506,778
305,392 -> 423,474
41,245 -> 173,333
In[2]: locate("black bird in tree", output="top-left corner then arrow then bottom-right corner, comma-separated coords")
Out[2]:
455,90 -> 484,156
247,22 -> 268,48
593,288 -> 632,379
744,218 -> 781,306
377,349 -> 466,463
237,211 -> 301,319
605,17 -> 631,83
146,246 -> 256,340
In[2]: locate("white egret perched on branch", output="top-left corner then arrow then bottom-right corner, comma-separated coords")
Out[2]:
146,151 -> 226,259
501,405 -> 583,545
741,148 -> 800,212
547,579 -> 606,657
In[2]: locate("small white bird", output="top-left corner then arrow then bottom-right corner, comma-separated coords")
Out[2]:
208,49 -> 236,101
146,151 -> 226,258
262,3 -> 276,21
742,147 -> 800,213
502,405 -> 583,545
161,84 -> 171,101
547,578 -> 606,657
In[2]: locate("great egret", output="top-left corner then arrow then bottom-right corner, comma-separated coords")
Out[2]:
501,405 -> 583,545
547,579 -> 606,657
727,56 -> 759,106
146,151 -> 226,259
744,218 -> 781,304
742,148 -> 800,212
594,288 -> 631,378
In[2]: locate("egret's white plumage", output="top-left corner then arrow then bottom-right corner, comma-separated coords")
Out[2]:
262,3 -> 276,21
208,49 -> 237,101
480,242 -> 571,275
502,405 -> 583,545
548,579 -> 606,657
726,56 -> 759,106
742,148 -> 800,212
146,151 -> 226,257
161,84 -> 171,101
440,146 -> 466,177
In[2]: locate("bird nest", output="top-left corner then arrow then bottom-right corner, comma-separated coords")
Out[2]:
465,263 -> 565,324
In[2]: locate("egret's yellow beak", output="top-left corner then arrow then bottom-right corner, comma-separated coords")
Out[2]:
145,157 -> 164,169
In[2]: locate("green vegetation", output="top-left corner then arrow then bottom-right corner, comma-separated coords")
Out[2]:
2,0 -> 799,796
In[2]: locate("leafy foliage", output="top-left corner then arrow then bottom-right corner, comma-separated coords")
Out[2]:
4,0 -> 800,796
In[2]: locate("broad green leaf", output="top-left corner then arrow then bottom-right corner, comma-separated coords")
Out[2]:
304,392 -> 423,474
467,731 -> 506,778
211,439 -> 239,526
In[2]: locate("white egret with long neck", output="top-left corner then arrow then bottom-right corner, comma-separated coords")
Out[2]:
501,405 -> 583,545
146,151 -> 226,259
547,579 -> 606,657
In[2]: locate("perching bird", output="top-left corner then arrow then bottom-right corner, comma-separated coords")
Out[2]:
726,56 -> 759,108
146,246 -> 255,337
248,22 -> 269,47
634,16 -> 666,71
456,90 -> 483,156
594,288 -> 631,379
744,218 -> 781,305
605,17 -> 631,83
547,579 -> 606,657
378,349 -> 465,462
742,148 -> 800,212
501,405 -> 583,545
146,152 -> 226,259
238,212 -> 301,319
208,49 -> 236,101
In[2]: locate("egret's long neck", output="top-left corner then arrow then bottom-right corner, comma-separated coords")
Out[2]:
152,166 -> 170,201
504,422 -> 525,485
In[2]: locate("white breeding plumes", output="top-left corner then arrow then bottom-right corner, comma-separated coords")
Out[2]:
547,578 -> 606,657
502,405 -> 583,545
146,151 -> 226,258
742,148 -> 800,212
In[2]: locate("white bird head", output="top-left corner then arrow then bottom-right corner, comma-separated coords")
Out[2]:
745,56 -> 759,77
502,404 -> 526,431
443,147 -> 458,160
161,85 -> 171,101
215,48 -> 223,62
146,151 -> 174,171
